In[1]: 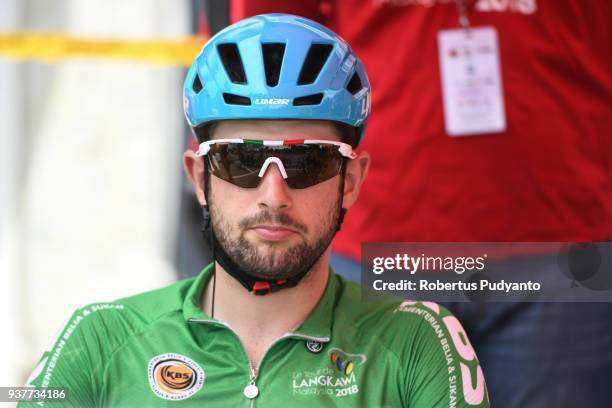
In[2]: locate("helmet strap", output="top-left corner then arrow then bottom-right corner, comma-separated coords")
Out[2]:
335,158 -> 348,233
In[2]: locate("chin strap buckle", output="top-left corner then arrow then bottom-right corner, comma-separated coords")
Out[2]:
252,279 -> 290,296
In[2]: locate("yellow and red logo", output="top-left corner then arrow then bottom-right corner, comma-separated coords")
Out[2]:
148,353 -> 204,400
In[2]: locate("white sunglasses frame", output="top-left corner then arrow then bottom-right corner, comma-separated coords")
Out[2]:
195,139 -> 357,183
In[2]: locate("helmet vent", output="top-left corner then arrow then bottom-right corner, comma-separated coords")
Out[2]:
346,72 -> 363,95
293,93 -> 324,106
192,74 -> 203,93
217,43 -> 247,84
223,93 -> 251,105
297,44 -> 333,85
262,43 -> 286,87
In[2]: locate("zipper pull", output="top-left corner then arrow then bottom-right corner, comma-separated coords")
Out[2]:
243,367 -> 259,399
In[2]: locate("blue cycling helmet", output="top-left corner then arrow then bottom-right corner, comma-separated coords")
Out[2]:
183,13 -> 371,147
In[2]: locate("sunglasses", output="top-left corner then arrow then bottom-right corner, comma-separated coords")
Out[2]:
196,139 -> 357,189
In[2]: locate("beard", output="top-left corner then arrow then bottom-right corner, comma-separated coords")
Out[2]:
209,187 -> 342,281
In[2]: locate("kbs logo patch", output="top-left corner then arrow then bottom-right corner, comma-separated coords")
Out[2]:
148,353 -> 204,400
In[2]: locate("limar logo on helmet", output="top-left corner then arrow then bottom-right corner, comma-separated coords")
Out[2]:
360,91 -> 371,117
255,98 -> 290,105
148,353 -> 204,400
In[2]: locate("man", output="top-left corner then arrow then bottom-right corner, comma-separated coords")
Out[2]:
231,3 -> 612,408
21,14 -> 489,407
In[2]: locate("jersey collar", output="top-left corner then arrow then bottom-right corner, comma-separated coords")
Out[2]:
182,262 -> 339,343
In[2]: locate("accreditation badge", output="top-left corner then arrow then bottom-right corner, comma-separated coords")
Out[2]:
437,26 -> 506,136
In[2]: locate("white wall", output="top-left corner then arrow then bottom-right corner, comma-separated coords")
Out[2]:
0,0 -> 25,392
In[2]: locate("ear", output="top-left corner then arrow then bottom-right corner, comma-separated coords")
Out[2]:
183,149 -> 206,206
342,151 -> 370,209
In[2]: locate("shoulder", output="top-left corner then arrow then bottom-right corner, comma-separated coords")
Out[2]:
334,275 -> 472,359
333,274 -> 452,337
333,275 -> 489,407
26,277 -> 198,387
114,276 -> 196,324
56,277 -> 197,356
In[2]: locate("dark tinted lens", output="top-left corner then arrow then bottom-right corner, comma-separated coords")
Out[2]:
207,143 -> 343,189
268,144 -> 343,189
207,144 -> 264,188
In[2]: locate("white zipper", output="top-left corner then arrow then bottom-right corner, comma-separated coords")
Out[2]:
247,332 -> 330,408
248,365 -> 256,408
189,318 -> 330,407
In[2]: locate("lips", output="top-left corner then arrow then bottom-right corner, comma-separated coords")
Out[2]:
250,225 -> 297,241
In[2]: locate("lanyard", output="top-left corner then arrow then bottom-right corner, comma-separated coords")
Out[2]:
455,0 -> 471,29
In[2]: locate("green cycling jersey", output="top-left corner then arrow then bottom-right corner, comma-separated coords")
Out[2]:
21,263 -> 489,407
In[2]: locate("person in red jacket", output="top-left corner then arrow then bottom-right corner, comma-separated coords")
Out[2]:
231,1 -> 612,408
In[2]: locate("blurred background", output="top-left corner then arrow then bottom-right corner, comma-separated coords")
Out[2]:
0,0 -> 230,390
1,1 -> 610,407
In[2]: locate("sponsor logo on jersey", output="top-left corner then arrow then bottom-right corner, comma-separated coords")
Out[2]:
292,347 -> 367,397
329,347 -> 367,376
254,98 -> 290,105
148,353 -> 204,400
305,340 -> 324,353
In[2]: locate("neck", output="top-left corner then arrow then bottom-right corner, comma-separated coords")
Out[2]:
201,250 -> 331,361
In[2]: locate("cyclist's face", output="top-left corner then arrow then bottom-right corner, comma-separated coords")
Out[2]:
206,120 -> 344,280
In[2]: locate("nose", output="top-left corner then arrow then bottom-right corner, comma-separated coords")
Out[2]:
256,161 -> 292,211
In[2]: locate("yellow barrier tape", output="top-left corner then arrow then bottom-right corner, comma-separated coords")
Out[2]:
0,32 -> 208,66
